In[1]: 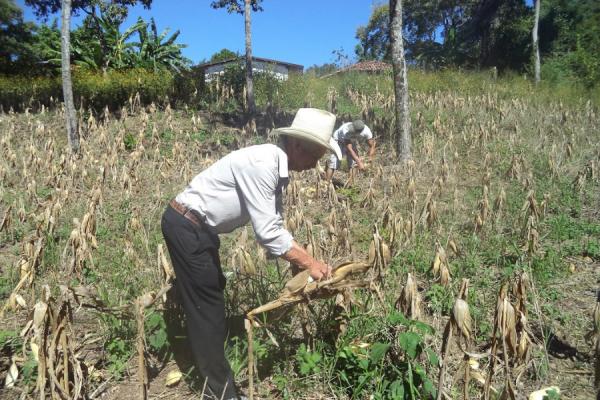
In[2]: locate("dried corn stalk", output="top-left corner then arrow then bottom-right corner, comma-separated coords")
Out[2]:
245,260 -> 374,400
437,279 -> 473,400
368,226 -> 391,281
21,287 -> 86,399
395,273 -> 422,320
485,282 -> 518,400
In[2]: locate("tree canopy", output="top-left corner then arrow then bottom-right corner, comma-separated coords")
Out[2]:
355,0 -> 599,84
24,0 -> 152,18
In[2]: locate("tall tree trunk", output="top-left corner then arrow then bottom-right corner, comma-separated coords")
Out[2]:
61,0 -> 79,153
390,0 -> 411,162
532,0 -> 541,84
244,0 -> 255,118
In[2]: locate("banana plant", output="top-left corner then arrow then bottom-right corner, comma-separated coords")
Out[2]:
131,17 -> 190,73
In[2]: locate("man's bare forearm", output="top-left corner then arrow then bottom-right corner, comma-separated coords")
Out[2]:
281,241 -> 330,279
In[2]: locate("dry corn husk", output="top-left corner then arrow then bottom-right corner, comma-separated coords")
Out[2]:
249,260 -> 372,318
165,370 -> 183,387
4,358 -> 19,388
395,273 -> 421,320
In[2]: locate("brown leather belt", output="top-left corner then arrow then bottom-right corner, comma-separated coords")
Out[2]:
169,199 -> 203,227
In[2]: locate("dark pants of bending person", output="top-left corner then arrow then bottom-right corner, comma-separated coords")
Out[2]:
161,205 -> 237,399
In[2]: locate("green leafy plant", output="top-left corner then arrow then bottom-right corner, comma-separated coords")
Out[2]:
145,310 -> 169,354
295,343 -> 323,376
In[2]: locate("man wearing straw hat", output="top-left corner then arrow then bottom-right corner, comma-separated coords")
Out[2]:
161,108 -> 342,399
325,119 -> 376,181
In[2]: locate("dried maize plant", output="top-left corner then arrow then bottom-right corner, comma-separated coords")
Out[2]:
474,185 -> 490,235
1,237 -> 45,317
512,272 -> 532,367
135,295 -> 150,400
127,209 -> 149,250
381,205 -> 402,251
522,171 -> 534,190
326,86 -> 337,113
431,244 -> 451,287
359,180 -> 376,208
422,132 -> 434,161
564,141 -> 573,159
285,179 -> 300,207
284,209 -> 301,236
0,204 -> 12,233
157,244 -> 175,302
522,220 -> 540,257
333,289 -> 354,339
521,190 -> 540,224
21,287 -> 87,399
303,221 -> 322,261
436,279 -> 474,400
588,159 -> 598,183
34,197 -> 62,237
547,149 -> 560,178
484,282 -> 518,400
440,153 -> 450,183
368,225 -> 391,282
417,190 -> 437,230
327,181 -> 338,205
326,208 -> 338,241
505,154 -> 522,181
539,193 -> 550,218
230,246 -> 257,275
335,223 -> 352,256
63,218 -> 92,275
478,123 -> 489,147
493,187 -> 506,224
395,273 -> 422,320
572,168 -> 587,193
448,238 -> 460,257
245,260 -> 374,399
345,166 -> 357,187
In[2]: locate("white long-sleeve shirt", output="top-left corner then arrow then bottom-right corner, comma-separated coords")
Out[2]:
175,144 -> 293,256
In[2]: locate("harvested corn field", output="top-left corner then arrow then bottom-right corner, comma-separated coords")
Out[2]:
1,78 -> 599,400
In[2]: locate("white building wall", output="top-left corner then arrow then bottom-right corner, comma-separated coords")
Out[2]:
204,61 -> 291,82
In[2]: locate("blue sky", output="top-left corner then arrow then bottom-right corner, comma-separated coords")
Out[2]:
16,0 -> 380,68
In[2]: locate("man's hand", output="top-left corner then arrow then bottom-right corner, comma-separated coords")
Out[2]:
357,159 -> 366,170
308,260 -> 332,280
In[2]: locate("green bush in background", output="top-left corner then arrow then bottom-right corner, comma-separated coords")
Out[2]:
1,67 -> 598,115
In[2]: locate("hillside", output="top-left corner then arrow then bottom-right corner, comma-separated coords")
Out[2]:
0,77 -> 599,399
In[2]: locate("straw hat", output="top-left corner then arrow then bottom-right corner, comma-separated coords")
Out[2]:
274,108 -> 342,159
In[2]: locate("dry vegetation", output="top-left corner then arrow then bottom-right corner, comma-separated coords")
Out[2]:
0,80 -> 599,399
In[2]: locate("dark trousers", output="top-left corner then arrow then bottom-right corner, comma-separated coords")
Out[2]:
161,206 -> 237,399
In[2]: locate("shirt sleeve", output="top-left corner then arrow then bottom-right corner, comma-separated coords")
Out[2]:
361,125 -> 373,140
230,151 -> 293,256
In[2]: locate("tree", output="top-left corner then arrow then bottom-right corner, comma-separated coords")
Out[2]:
26,0 -> 153,153
25,0 -> 152,19
0,0 -> 37,74
355,3 -> 390,62
211,0 -> 263,125
532,0 -> 540,83
390,0 -> 411,162
61,0 -> 79,153
244,0 -> 255,116
209,48 -> 238,63
305,63 -> 338,77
